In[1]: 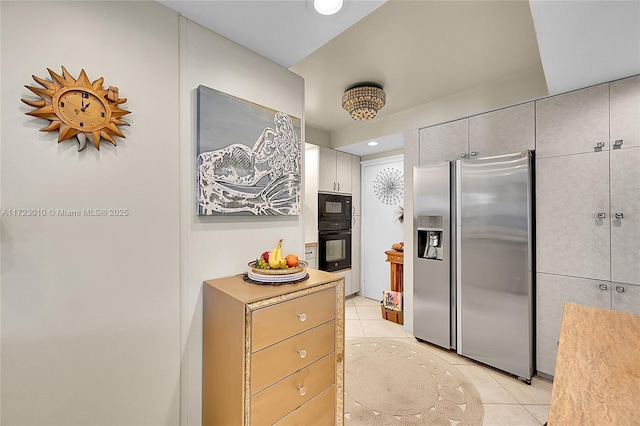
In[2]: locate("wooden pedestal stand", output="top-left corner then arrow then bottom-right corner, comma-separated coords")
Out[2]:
382,249 -> 404,325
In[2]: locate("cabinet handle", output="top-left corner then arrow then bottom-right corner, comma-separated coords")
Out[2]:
616,285 -> 625,293
595,142 -> 605,149
597,213 -> 606,219
297,349 -> 307,359
460,153 -> 467,158
613,139 -> 624,147
614,213 -> 624,220
470,151 -> 477,157
333,182 -> 336,191
352,216 -> 356,226
297,386 -> 307,396
352,206 -> 356,215
337,182 -> 340,192
304,250 -> 312,255
297,313 -> 307,322
599,283 -> 608,291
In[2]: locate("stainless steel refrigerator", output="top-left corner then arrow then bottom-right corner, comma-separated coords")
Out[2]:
413,151 -> 533,382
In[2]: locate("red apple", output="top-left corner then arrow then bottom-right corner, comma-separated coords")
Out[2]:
261,251 -> 270,262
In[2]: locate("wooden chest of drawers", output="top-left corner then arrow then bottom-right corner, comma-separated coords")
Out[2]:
203,269 -> 344,425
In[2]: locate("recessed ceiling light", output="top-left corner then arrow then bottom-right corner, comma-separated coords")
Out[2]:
367,141 -> 379,146
314,0 -> 344,15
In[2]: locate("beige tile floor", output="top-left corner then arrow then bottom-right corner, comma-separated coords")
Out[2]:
346,295 -> 553,426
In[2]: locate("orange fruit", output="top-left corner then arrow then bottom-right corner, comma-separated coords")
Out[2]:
285,254 -> 299,268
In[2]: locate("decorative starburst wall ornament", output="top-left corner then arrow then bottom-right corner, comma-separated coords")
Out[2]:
21,66 -> 130,152
373,168 -> 404,205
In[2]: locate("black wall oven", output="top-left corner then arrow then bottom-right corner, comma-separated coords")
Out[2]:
318,193 -> 352,272
318,226 -> 352,272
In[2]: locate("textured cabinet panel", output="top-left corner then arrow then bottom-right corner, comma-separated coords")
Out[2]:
610,147 -> 640,285
318,147 -> 337,192
611,282 -> 640,315
419,118 -> 468,165
536,273 -> 611,377
351,155 -> 361,216
536,83 -> 610,158
469,102 -> 534,158
536,153 -> 610,281
336,151 -> 352,194
610,75 -> 640,149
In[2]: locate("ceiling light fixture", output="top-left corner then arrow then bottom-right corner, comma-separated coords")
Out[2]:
342,84 -> 386,121
314,0 -> 344,15
367,141 -> 379,146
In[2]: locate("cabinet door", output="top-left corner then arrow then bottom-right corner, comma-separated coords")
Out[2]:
536,273 -> 611,377
610,147 -> 640,285
318,147 -> 337,192
611,283 -> 640,315
610,75 -> 640,149
351,155 -> 361,216
419,118 -> 468,165
536,83 -> 610,158
536,152 -> 611,281
468,102 -> 534,158
336,151 -> 352,193
351,216 -> 361,296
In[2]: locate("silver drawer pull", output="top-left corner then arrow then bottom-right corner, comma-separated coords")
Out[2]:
613,139 -> 624,147
460,153 -> 467,158
615,213 -> 624,220
304,251 -> 312,255
470,151 -> 477,157
616,286 -> 625,293
297,386 -> 306,396
597,213 -> 606,219
595,142 -> 605,149
297,313 -> 307,322
599,283 -> 608,291
297,349 -> 307,359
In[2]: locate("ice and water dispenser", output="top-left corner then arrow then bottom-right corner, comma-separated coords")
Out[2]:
417,215 -> 444,261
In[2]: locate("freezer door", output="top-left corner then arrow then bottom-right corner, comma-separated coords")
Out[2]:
459,151 -> 533,380
413,162 -> 454,349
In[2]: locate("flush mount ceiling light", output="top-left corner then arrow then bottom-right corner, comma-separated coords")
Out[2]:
367,141 -> 379,146
342,84 -> 386,121
314,0 -> 344,15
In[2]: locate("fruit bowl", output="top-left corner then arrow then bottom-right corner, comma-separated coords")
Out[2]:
248,260 -> 308,275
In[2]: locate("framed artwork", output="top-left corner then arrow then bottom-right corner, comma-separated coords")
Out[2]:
382,290 -> 402,311
196,85 -> 302,215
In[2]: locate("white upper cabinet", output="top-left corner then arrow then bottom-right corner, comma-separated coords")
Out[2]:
419,118 -> 468,165
318,147 -> 351,193
469,102 -> 535,158
536,83 -> 610,158
610,75 -> 640,149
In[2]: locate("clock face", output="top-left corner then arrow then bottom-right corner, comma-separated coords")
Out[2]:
21,67 -> 130,151
55,88 -> 111,132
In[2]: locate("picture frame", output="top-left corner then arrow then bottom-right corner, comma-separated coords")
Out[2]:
196,85 -> 302,216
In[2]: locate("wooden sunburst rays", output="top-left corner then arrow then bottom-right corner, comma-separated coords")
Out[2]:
21,66 -> 130,150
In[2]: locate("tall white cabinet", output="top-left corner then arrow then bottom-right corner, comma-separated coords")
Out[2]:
305,144 -> 361,297
535,75 -> 640,377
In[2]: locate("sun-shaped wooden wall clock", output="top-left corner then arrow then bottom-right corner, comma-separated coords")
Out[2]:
21,66 -> 131,151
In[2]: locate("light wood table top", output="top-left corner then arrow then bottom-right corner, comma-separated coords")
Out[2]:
548,302 -> 640,425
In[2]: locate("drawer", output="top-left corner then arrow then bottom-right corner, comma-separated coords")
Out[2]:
304,244 -> 317,260
251,288 -> 335,352
273,385 -> 336,426
250,354 -> 335,426
251,320 -> 335,395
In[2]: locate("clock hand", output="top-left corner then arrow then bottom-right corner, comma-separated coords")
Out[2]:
81,102 -> 90,112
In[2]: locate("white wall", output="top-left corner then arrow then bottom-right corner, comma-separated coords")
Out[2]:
1,1 -> 180,424
178,19 -> 305,425
1,2 -> 305,425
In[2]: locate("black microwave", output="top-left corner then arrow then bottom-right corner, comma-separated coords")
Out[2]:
318,193 -> 352,223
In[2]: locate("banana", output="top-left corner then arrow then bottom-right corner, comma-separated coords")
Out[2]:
268,239 -> 286,269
